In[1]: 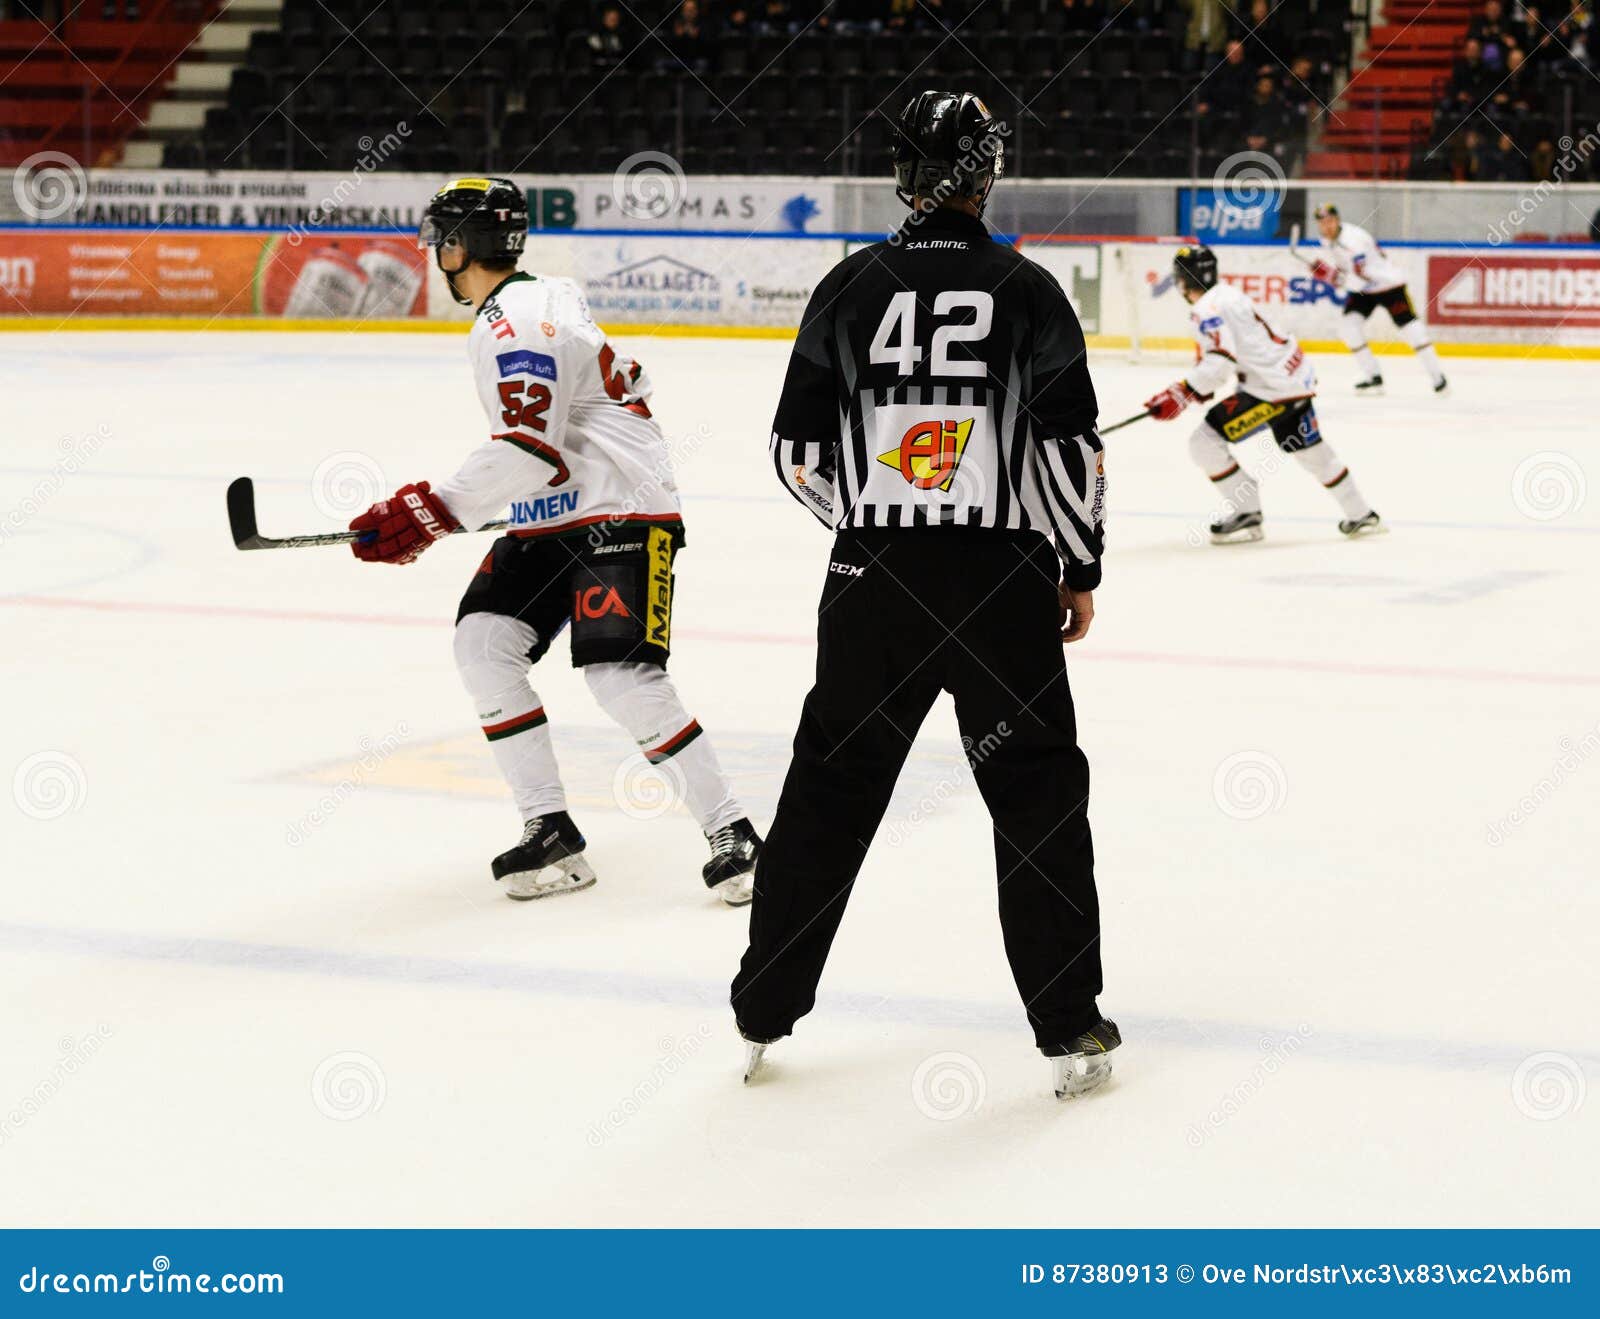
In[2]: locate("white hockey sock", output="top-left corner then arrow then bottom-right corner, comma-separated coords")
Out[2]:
454,613 -> 567,820
585,662 -> 744,833
1189,422 -> 1260,515
1341,311 -> 1382,379
1400,319 -> 1446,384
1293,443 -> 1371,519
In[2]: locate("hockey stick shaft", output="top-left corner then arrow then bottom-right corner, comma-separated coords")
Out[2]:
1100,410 -> 1153,435
227,477 -> 508,551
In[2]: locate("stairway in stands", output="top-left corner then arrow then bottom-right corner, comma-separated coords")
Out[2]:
0,0 -> 277,170
1305,0 -> 1475,178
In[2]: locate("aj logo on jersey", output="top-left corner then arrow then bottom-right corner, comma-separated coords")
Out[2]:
878,418 -> 974,492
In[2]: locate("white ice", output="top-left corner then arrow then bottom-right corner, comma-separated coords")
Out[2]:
2,332 -> 1596,1227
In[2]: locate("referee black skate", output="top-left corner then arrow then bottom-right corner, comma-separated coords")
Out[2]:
731,90 -> 1119,1100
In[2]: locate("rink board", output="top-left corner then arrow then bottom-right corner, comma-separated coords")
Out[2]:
5,226 -> 1600,354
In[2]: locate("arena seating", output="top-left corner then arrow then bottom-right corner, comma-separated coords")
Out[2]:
148,0 -> 1358,180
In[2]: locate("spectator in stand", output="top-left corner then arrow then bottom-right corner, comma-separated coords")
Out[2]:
1245,72 -> 1289,142
662,0 -> 713,73
1182,0 -> 1232,72
1282,54 -> 1322,123
1205,38 -> 1255,113
1451,127 -> 1487,179
753,0 -> 795,35
1470,0 -> 1515,64
1528,131 -> 1557,182
1237,0 -> 1288,70
1445,38 -> 1493,110
587,5 -> 629,71
1482,131 -> 1526,180
887,0 -> 951,32
721,5 -> 753,39
832,0 -> 886,33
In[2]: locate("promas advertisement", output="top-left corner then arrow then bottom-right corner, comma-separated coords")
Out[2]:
0,230 -> 426,318
576,238 -> 834,327
1429,253 -> 1600,331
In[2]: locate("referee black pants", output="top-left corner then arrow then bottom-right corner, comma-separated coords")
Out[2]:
731,528 -> 1104,1051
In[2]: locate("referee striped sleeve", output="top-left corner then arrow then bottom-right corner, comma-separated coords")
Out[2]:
770,430 -> 836,527
1033,430 -> 1106,588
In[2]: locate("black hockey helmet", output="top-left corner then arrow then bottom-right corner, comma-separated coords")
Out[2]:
1172,244 -> 1219,294
891,90 -> 1005,212
419,177 -> 528,305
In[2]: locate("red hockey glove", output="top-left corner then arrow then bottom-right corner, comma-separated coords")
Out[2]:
1143,381 -> 1201,422
349,481 -> 460,564
1309,259 -> 1339,285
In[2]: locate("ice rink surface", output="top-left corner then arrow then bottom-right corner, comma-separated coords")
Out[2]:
3,330 -> 1596,1228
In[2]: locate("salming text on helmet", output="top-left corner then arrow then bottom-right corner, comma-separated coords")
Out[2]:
418,177 -> 529,305
1172,244 -> 1219,295
891,90 -> 1006,212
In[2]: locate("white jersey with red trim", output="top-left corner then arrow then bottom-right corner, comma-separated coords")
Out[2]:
433,271 -> 682,537
1318,220 -> 1405,295
1183,282 -> 1316,403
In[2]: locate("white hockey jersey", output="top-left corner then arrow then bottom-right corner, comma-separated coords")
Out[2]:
1183,282 -> 1316,402
1318,220 -> 1405,295
434,272 -> 681,536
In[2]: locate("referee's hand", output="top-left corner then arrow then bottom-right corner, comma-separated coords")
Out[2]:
1059,585 -> 1094,645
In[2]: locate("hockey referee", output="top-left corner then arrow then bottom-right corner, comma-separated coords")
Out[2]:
732,90 -> 1119,1100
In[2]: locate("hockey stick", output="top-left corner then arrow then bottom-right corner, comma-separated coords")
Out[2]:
1100,410 -> 1153,435
226,476 -> 509,551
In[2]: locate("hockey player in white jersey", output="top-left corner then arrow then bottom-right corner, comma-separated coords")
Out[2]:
1143,245 -> 1381,543
1311,203 -> 1448,396
347,178 -> 760,904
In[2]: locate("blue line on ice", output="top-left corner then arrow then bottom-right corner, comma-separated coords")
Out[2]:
3,920 -> 1594,1079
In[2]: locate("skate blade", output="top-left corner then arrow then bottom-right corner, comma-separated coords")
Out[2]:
1342,521 -> 1387,539
1209,526 -> 1264,545
713,873 -> 755,907
1053,1054 -> 1113,1100
503,853 -> 597,901
1354,384 -> 1385,396
742,1042 -> 768,1084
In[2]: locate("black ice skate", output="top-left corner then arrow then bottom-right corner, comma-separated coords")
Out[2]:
1354,375 -> 1385,394
1045,1018 -> 1121,1099
1209,510 -> 1264,544
491,811 -> 597,901
1433,377 -> 1450,396
702,817 -> 762,907
1339,510 -> 1383,537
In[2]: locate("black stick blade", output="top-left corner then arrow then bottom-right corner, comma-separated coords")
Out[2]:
226,476 -> 266,550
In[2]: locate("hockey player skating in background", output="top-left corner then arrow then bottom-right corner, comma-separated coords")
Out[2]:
1143,244 -> 1382,544
1310,203 -> 1448,396
346,178 -> 761,905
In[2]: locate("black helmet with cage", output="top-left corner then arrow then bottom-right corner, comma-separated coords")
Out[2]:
891,90 -> 1006,213
1172,244 -> 1219,296
418,177 -> 529,306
